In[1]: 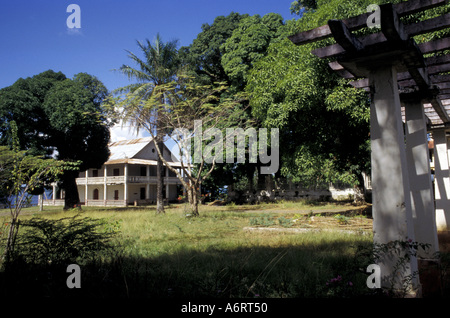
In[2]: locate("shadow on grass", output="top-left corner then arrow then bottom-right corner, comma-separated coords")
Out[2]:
0,238 -> 385,299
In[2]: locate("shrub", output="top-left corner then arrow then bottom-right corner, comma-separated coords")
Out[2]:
249,215 -> 275,227
9,214 -> 120,266
277,216 -> 293,228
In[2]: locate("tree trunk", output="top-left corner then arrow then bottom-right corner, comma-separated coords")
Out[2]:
3,217 -> 19,262
353,173 -> 366,206
185,184 -> 199,217
190,192 -> 199,217
63,171 -> 81,210
156,139 -> 165,214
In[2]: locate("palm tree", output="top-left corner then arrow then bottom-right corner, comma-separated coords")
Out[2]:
114,33 -> 180,214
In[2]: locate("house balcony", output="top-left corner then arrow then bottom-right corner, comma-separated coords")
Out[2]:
76,176 -> 182,186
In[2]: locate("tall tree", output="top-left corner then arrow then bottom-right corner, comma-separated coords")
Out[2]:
113,34 -> 180,214
181,12 -> 284,199
43,73 -> 110,209
0,70 -> 111,210
0,70 -> 66,157
221,13 -> 285,90
246,1 -> 374,198
179,12 -> 248,86
276,0 -> 449,196
111,75 -> 244,216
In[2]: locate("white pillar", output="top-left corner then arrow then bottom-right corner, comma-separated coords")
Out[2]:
404,100 -> 439,257
39,194 -> 43,211
104,165 -> 107,206
166,165 -> 169,200
124,163 -> 128,206
369,65 -> 419,294
52,184 -> 56,205
146,166 -> 150,199
433,129 -> 450,233
85,170 -> 89,206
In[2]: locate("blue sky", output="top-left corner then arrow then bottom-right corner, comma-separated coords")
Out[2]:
0,0 -> 295,141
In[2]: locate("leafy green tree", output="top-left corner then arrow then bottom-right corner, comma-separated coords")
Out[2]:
0,70 -> 66,157
43,73 -> 110,209
247,0 -> 449,201
113,34 -> 180,214
181,12 -> 285,199
0,71 -> 111,210
221,13 -> 285,90
180,12 -> 249,85
247,1 -> 374,196
1,121 -> 79,262
290,0 -> 318,15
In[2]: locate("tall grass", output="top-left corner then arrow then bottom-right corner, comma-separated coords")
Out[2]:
0,203 -> 376,298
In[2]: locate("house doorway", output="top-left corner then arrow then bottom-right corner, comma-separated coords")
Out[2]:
93,189 -> 99,200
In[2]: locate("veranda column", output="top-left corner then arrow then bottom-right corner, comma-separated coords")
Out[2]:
146,166 -> 150,199
433,129 -> 450,233
52,184 -> 56,205
85,170 -> 89,206
124,163 -> 128,207
166,166 -> 169,201
404,100 -> 439,257
369,65 -> 420,295
104,165 -> 107,206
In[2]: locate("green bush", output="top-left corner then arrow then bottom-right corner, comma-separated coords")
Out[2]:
249,215 -> 275,227
277,216 -> 293,228
9,215 -> 120,266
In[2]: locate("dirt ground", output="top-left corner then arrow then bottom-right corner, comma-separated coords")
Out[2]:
244,204 -> 373,234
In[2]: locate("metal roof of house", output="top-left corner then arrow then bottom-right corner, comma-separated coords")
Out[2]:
106,137 -> 182,166
107,137 -> 154,162
105,158 -> 184,167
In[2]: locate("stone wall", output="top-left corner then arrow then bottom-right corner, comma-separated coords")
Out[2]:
227,176 -> 364,204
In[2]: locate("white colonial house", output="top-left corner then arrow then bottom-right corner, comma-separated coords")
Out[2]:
44,137 -> 184,207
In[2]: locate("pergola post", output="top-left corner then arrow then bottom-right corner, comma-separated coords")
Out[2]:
369,65 -> 420,295
404,99 -> 439,257
433,128 -> 450,233
287,0 -> 450,297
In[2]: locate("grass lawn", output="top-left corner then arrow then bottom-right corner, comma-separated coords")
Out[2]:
0,201 -> 383,298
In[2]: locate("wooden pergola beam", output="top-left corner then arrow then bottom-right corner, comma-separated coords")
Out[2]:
311,23 -> 450,59
288,0 -> 448,45
426,55 -> 450,67
428,62 -> 450,75
328,19 -> 364,52
431,98 -> 450,122
432,74 -> 450,83
405,13 -> 450,37
419,37 -> 450,54
380,3 -> 408,42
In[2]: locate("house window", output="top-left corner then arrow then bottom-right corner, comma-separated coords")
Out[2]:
93,189 -> 99,200
114,190 -> 119,200
113,168 -> 120,176
93,170 -> 99,178
140,187 -> 146,200
140,166 -> 147,176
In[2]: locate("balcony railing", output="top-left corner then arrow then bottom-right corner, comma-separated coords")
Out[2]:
76,176 -> 182,185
